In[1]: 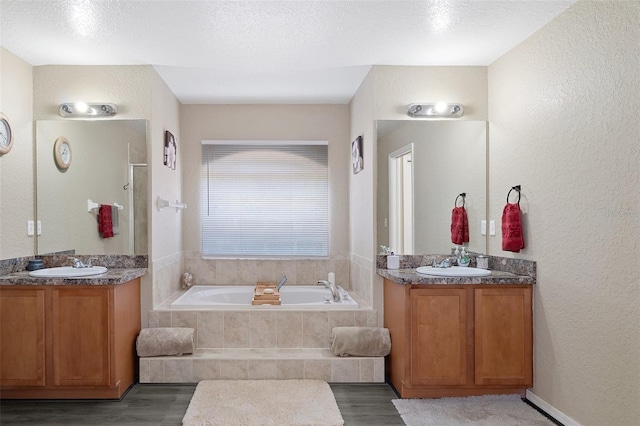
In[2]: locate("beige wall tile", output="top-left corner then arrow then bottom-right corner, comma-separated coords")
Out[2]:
332,358 -> 359,382
277,359 -> 304,379
276,260 -> 297,285
139,359 -> 150,383
359,359 -> 374,382
220,359 -> 248,379
193,359 -> 220,381
354,311 -> 368,327
148,358 -> 164,383
163,359 -> 193,383
374,358 -> 385,383
248,360 -> 278,379
237,260 -> 257,284
296,260 -> 316,285
157,311 -> 172,327
304,359 -> 331,381
197,311 -> 224,348
147,311 -> 159,328
224,311 -> 251,347
303,311 -> 329,348
250,311 -> 277,348
256,260 -> 278,281
277,311 -> 303,348
215,260 -> 237,284
196,258 -> 216,284
328,311 -> 355,329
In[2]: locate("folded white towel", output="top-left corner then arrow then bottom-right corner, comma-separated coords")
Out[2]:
136,327 -> 194,357
330,326 -> 391,357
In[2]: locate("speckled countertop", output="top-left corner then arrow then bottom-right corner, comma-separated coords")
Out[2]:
0,268 -> 147,286
0,254 -> 148,286
377,268 -> 535,285
377,253 -> 536,286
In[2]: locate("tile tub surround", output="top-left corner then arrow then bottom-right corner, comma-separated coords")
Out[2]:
141,305 -> 382,383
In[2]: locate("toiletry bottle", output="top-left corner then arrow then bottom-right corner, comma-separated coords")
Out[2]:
387,251 -> 400,269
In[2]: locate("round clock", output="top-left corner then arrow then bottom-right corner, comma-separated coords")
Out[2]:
0,113 -> 13,155
54,136 -> 72,170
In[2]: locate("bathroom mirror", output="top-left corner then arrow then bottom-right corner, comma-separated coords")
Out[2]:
377,120 -> 487,255
35,120 -> 148,255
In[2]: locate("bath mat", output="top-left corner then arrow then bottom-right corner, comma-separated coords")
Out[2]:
182,379 -> 344,426
392,394 -> 556,426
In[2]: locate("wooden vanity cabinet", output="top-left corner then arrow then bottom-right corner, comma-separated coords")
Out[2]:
0,279 -> 140,399
384,279 -> 532,398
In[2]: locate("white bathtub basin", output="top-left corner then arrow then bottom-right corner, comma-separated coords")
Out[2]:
416,266 -> 491,277
29,266 -> 108,278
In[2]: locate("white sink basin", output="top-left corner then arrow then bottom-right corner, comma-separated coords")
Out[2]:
29,266 -> 108,278
416,266 -> 491,277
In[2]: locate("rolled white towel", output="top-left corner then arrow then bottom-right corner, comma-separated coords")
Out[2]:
330,326 -> 391,357
136,327 -> 194,357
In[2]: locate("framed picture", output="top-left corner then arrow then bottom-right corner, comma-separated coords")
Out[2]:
164,130 -> 177,170
352,135 -> 363,174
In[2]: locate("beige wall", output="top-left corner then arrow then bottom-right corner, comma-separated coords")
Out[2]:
488,1 -> 639,425
179,104 -> 350,289
349,65 -> 488,310
31,65 -> 182,325
0,48 -> 34,259
148,70 -> 183,309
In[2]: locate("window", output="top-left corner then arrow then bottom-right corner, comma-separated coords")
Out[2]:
201,141 -> 329,257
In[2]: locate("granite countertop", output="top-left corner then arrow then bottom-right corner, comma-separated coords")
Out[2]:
0,268 -> 147,286
377,268 -> 535,285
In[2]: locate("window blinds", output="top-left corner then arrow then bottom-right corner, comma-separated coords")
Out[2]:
201,141 -> 329,257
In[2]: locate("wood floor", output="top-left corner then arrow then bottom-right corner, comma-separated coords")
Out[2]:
0,383 -> 405,425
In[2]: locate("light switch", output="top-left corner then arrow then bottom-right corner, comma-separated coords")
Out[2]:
37,220 -> 42,235
489,220 -> 496,236
27,220 -> 35,236
481,220 -> 487,235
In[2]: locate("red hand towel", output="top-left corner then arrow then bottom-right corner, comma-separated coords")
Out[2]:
451,206 -> 469,245
98,204 -> 114,238
502,203 -> 524,252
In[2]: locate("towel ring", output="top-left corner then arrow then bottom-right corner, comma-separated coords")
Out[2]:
455,193 -> 466,208
507,185 -> 521,205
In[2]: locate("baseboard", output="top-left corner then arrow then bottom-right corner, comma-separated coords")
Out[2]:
525,389 -> 582,426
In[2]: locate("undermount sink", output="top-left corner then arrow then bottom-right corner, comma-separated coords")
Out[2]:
28,266 -> 108,278
416,266 -> 491,277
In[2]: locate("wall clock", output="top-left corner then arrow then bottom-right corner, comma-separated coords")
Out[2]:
0,113 -> 13,155
54,136 -> 72,170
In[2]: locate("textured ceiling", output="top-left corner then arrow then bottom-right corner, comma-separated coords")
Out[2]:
0,0 -> 575,104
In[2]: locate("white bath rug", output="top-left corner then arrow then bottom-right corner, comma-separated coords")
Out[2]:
392,394 -> 556,426
182,379 -> 344,426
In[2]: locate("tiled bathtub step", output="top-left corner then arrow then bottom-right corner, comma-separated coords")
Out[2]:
140,348 -> 385,383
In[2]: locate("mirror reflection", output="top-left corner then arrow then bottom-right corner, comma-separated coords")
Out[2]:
36,120 -> 148,255
377,120 -> 487,255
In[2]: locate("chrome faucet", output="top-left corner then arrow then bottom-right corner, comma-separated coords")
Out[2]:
317,280 -> 340,302
432,258 -> 455,268
69,257 -> 86,268
69,257 -> 99,268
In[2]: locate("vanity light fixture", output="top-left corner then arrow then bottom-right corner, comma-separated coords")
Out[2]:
59,102 -> 117,118
407,103 -> 464,118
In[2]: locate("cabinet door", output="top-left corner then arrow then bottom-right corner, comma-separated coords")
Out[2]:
410,288 -> 467,386
52,287 -> 113,387
474,287 -> 533,386
0,288 -> 46,387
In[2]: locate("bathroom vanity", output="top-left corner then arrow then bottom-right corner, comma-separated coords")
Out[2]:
379,264 -> 535,398
0,269 -> 144,399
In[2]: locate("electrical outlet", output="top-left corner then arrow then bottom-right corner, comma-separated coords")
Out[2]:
37,220 -> 42,235
27,220 -> 35,236
481,220 -> 487,235
489,220 -> 496,236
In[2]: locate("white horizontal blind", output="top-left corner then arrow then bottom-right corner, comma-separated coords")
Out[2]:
202,141 -> 329,257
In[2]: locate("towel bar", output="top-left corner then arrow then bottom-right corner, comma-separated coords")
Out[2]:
157,196 -> 187,212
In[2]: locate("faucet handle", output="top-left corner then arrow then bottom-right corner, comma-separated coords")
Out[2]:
86,257 -> 99,267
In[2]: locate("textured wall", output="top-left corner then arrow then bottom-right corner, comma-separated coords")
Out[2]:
349,65 -> 489,316
0,48 -> 34,260
488,1 -> 639,424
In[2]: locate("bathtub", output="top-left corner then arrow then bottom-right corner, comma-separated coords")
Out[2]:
170,285 -> 359,309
